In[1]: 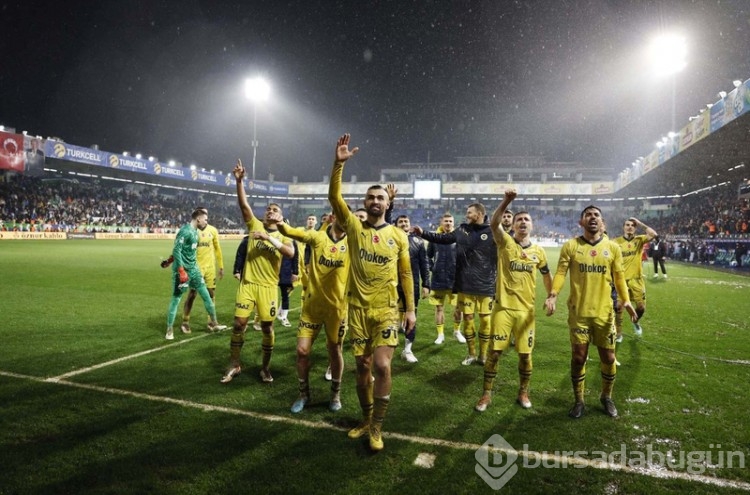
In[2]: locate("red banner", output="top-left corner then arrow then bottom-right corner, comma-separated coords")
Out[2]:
0,132 -> 25,172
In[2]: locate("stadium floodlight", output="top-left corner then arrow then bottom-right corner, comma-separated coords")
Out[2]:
245,76 -> 272,181
718,91 -> 727,99
648,33 -> 687,132
733,80 -> 743,88
648,34 -> 687,76
135,153 -> 142,159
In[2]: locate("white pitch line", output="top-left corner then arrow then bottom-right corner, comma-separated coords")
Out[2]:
50,305 -> 302,382
2,369 -> 749,492
48,331 -> 219,381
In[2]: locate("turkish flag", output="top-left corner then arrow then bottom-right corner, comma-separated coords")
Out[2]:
0,132 -> 25,172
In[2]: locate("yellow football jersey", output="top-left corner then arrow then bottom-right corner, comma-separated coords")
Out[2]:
196,224 -> 223,270
554,236 -> 624,318
493,228 -> 549,312
242,217 -> 291,287
329,163 -> 414,311
613,234 -> 648,280
280,224 -> 349,309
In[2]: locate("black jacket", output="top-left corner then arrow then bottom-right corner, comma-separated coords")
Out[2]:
278,241 -> 299,285
427,239 -> 456,291
233,235 -> 249,277
398,233 -> 429,299
420,222 -> 497,297
650,239 -> 666,259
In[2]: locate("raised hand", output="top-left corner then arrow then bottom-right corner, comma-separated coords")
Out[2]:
386,183 -> 398,201
335,134 -> 360,163
233,159 -> 245,180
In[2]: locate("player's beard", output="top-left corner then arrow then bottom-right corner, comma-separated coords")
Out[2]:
366,203 -> 383,217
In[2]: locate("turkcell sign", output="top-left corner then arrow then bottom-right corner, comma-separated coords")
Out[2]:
108,153 -> 149,172
46,141 -> 106,166
154,163 -> 186,178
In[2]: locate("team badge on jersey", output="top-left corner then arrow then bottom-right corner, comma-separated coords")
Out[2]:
481,234 -> 488,240
603,249 -> 611,258
339,245 -> 346,252
387,239 -> 395,247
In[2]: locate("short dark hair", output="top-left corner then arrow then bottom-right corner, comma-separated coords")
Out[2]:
513,211 -> 530,221
191,208 -> 207,219
580,205 -> 601,218
468,203 -> 486,216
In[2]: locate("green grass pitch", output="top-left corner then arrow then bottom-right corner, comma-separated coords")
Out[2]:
1,240 -> 749,494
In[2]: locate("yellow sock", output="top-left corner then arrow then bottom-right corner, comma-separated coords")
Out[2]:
600,361 -> 616,398
571,360 -> 586,403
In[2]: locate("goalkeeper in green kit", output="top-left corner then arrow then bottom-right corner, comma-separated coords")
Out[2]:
165,208 -> 227,340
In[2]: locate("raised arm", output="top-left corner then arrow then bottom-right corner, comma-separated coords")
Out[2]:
418,228 -> 457,245
630,217 -> 658,241
385,183 -> 397,224
233,159 -> 255,223
273,215 -> 312,244
490,188 -> 517,244
255,211 -> 295,259
328,134 -> 359,227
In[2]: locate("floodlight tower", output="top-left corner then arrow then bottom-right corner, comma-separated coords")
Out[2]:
244,77 -> 271,181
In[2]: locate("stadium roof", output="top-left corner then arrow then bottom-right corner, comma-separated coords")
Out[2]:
615,112 -> 750,198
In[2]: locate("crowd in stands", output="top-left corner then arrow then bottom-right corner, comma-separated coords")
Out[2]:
2,175 -> 748,266
0,176 -> 239,233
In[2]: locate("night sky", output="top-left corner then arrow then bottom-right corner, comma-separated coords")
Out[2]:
2,1 -> 749,183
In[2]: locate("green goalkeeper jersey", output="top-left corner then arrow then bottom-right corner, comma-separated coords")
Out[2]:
172,223 -> 199,272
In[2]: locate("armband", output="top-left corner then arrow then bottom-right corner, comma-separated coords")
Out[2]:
268,237 -> 283,249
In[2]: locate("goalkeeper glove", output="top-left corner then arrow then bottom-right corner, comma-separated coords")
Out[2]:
161,255 -> 174,268
178,266 -> 188,284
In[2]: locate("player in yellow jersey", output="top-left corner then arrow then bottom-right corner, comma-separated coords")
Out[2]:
221,159 -> 295,385
271,210 -> 349,413
612,217 -> 657,340
545,205 -> 637,419
298,214 -> 318,306
330,134 -> 415,452
180,207 -> 224,334
475,188 -> 552,412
